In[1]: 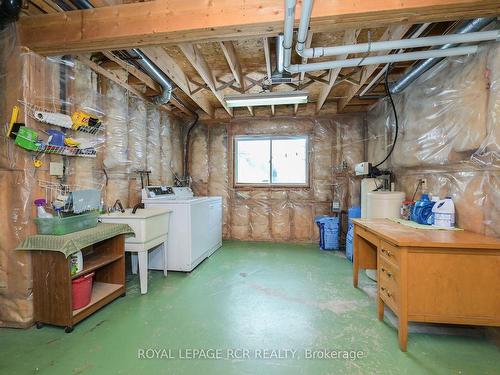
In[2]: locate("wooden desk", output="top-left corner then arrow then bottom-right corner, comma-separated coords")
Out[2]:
352,219 -> 500,351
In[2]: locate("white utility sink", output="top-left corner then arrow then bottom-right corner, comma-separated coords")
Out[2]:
99,207 -> 172,294
99,208 -> 171,245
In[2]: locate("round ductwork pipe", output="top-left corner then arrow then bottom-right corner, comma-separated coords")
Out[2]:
0,0 -> 22,26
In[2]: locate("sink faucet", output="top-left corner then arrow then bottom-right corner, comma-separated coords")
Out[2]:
110,199 -> 125,213
132,203 -> 144,214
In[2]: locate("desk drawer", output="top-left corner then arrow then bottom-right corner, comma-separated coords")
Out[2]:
379,280 -> 399,313
355,226 -> 380,247
379,258 -> 399,287
380,241 -> 400,266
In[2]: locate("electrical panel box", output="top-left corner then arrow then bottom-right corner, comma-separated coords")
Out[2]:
49,162 -> 64,176
355,162 -> 371,176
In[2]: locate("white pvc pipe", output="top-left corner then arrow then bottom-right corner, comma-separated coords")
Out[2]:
286,45 -> 479,74
298,30 -> 499,58
296,0 -> 314,56
359,23 -> 431,97
283,0 -> 296,70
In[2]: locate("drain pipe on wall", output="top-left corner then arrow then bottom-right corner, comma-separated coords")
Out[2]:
182,100 -> 199,188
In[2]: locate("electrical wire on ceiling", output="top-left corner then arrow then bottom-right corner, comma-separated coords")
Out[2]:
373,63 -> 398,168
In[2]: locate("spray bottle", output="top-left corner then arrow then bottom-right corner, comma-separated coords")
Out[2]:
34,199 -> 53,218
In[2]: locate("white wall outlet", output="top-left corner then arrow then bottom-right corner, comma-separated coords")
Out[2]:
421,178 -> 427,191
49,162 -> 64,176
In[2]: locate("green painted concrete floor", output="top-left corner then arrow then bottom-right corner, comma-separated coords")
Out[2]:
1,241 -> 499,375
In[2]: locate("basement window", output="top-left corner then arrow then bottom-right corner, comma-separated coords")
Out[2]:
234,135 -> 309,186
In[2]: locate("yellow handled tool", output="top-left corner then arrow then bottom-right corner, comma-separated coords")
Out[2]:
6,105 -> 20,138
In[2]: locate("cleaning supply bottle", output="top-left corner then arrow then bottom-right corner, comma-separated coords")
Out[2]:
410,194 -> 434,225
70,251 -> 84,276
432,197 -> 455,228
34,199 -> 53,218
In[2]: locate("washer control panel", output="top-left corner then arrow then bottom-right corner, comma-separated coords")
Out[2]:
142,186 -> 194,200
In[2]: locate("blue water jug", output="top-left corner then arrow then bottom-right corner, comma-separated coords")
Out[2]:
411,194 -> 434,225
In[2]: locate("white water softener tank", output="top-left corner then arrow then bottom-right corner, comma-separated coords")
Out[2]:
361,178 -> 381,218
367,191 -> 405,219
365,190 -> 405,281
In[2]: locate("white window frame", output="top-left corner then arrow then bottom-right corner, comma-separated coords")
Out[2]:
233,135 -> 309,187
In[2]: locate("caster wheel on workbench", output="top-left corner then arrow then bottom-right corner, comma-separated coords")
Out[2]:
35,322 -> 44,329
64,326 -> 74,333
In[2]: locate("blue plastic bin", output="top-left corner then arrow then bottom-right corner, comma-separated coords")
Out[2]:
315,216 -> 339,250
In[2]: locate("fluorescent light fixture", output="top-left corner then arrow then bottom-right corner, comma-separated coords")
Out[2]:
225,91 -> 308,107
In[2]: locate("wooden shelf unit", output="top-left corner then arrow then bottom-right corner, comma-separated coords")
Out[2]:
32,234 -> 125,332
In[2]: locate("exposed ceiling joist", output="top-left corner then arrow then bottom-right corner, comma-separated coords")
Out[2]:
75,55 -> 176,113
338,24 -> 412,112
263,36 -> 276,116
26,0 -> 191,116
102,51 -> 162,93
100,52 -> 190,115
220,41 -> 245,91
316,29 -> 360,113
30,0 -> 58,13
179,43 -> 233,116
19,0 -> 500,55
263,37 -> 273,83
141,46 -> 215,117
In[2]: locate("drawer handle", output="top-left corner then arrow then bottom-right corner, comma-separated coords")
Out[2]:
382,248 -> 393,257
381,267 -> 385,273
386,271 -> 392,278
380,286 -> 393,298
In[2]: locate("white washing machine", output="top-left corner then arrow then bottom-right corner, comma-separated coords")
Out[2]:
142,186 -> 222,272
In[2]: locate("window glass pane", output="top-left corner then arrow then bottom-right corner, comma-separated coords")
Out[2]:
271,138 -> 307,184
236,139 -> 270,184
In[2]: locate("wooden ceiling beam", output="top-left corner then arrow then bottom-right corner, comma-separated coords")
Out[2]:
220,41 -> 245,91
338,24 -> 412,112
263,36 -> 275,116
19,0 -> 500,55
141,46 -> 215,117
30,0 -> 191,116
179,43 -> 233,116
316,29 -> 360,114
29,0 -> 58,13
102,51 -> 162,93
263,37 -> 273,83
75,55 -> 176,113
